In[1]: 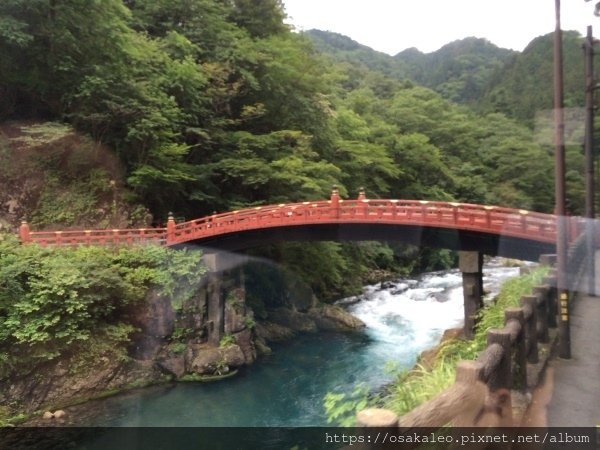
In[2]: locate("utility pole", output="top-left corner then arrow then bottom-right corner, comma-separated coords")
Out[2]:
554,0 -> 571,359
584,25 -> 596,296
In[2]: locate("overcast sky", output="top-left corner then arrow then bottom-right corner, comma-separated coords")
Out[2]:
282,0 -> 598,55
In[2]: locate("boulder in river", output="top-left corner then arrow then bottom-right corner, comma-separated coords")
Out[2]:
233,328 -> 257,364
254,321 -> 296,342
185,344 -> 245,375
267,308 -> 318,333
156,355 -> 186,378
307,304 -> 365,331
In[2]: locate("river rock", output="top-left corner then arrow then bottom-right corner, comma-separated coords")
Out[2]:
53,410 -> 66,419
335,295 -> 363,307
129,335 -> 163,360
430,292 -> 448,303
391,284 -> 409,295
267,308 -> 317,333
221,345 -> 246,367
128,291 -> 174,338
42,411 -> 54,420
307,304 -> 365,331
128,291 -> 175,359
224,306 -> 245,334
224,301 -> 248,335
186,346 -> 220,375
178,287 -> 207,333
232,329 -> 257,364
379,281 -> 395,291
417,328 -> 463,370
281,276 -> 315,312
1,356 -> 163,420
254,321 -> 296,342
185,344 -> 245,375
254,337 -> 272,356
156,355 -> 186,379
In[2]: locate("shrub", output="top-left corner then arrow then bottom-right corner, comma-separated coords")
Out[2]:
0,234 -> 205,378
219,334 -> 236,348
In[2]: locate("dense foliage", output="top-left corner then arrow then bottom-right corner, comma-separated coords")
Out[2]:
481,31 -> 587,126
0,235 -> 205,378
0,1 -> 588,298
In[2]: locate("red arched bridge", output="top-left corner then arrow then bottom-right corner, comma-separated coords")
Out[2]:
19,189 -> 582,261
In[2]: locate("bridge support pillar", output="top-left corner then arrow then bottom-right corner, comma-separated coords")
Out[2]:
459,251 -> 484,339
204,254 -> 224,346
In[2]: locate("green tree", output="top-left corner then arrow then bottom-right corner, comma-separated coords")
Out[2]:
0,236 -> 205,377
229,0 -> 288,38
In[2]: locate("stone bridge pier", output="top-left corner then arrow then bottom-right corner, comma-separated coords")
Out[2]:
202,252 -> 248,346
205,250 -> 487,342
459,251 -> 484,339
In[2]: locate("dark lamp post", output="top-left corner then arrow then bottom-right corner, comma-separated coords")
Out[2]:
554,0 -> 571,359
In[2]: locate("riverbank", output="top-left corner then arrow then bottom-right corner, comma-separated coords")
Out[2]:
6,260 -> 524,428
2,298 -> 364,426
379,266 -> 550,420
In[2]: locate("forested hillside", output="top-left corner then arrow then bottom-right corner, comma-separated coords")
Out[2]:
0,0 -> 578,299
480,31 -> 587,126
304,29 -> 410,81
395,38 -> 516,105
305,28 -> 595,129
305,30 -> 516,105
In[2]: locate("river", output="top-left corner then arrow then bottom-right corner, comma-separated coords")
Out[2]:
56,258 -> 521,432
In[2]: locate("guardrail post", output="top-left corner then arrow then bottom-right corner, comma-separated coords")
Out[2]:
521,296 -> 539,364
356,408 -> 399,428
19,220 -> 31,243
166,212 -> 176,244
539,254 -> 557,266
505,308 -> 527,389
487,329 -> 512,391
459,251 -> 484,339
533,286 -> 550,343
542,275 -> 558,328
585,218 -> 596,296
595,248 -> 600,297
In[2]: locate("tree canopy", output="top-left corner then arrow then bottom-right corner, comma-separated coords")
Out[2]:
1,0 -> 587,299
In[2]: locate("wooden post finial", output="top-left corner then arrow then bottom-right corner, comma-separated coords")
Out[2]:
19,220 -> 31,243
166,212 -> 176,244
358,187 -> 366,201
330,186 -> 340,218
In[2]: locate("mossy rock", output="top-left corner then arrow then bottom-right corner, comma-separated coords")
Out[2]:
179,369 -> 239,383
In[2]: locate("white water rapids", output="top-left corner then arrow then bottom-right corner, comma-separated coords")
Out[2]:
338,258 -> 524,372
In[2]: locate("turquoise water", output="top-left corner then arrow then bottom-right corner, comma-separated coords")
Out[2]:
65,263 -> 519,429
75,332 -> 395,427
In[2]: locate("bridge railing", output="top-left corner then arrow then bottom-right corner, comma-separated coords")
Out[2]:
19,190 -> 567,247
170,201 -> 338,243
357,265 -> 558,428
166,195 -> 559,245
21,225 -> 167,247
335,199 -> 557,239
